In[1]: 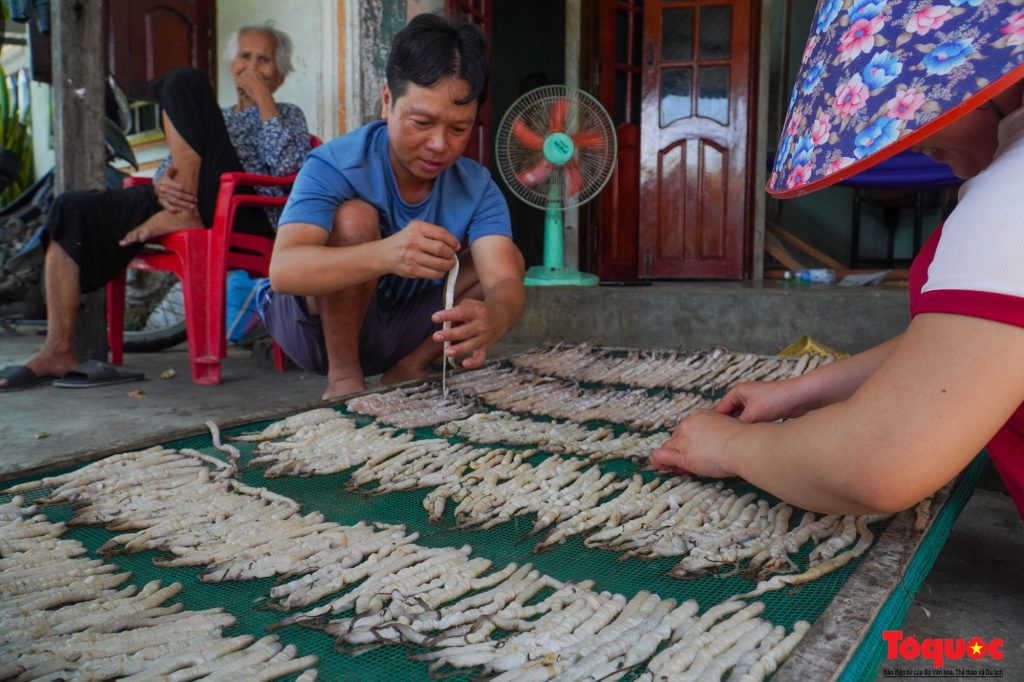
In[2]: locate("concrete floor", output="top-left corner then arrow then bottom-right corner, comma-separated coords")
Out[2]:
1,283 -> 1021,678
883,489 -> 1024,680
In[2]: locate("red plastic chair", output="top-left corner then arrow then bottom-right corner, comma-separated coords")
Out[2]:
107,136 -> 321,385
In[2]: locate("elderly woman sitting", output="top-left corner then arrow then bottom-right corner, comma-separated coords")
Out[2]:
0,22 -> 310,390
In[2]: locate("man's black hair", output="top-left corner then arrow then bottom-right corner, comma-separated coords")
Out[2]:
386,13 -> 489,107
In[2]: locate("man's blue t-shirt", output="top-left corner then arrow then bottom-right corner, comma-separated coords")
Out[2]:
278,120 -> 512,305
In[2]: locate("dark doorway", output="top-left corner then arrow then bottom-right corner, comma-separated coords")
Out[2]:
489,0 -> 566,269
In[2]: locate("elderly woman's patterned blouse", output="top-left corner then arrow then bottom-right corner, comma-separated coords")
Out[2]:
156,102 -> 310,227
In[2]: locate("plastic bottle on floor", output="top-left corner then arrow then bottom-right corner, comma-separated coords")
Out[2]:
784,268 -> 836,284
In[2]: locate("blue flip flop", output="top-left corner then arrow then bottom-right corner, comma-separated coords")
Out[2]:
52,359 -> 144,389
0,365 -> 59,391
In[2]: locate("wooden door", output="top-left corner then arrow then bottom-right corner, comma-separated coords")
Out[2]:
594,0 -> 643,281
107,0 -> 215,100
639,0 -> 756,279
446,0 -> 493,168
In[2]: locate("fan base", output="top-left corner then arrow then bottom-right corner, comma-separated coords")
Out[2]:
524,265 -> 599,286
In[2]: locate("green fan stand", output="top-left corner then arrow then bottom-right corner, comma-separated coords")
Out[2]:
523,133 -> 599,286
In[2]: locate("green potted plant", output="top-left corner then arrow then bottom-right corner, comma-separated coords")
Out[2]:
0,65 -> 34,204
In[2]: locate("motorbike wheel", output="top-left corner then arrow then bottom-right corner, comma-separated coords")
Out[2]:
122,271 -> 188,352
123,320 -> 187,352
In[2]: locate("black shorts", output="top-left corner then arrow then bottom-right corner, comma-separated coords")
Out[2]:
260,284 -> 444,377
46,185 -> 161,294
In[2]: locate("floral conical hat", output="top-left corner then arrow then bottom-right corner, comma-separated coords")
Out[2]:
768,0 -> 1024,198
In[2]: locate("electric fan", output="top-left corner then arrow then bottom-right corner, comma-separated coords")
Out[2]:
495,85 -> 617,285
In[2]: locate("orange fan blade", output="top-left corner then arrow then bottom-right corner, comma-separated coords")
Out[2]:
572,129 -> 606,150
512,118 -> 545,152
517,159 -> 554,187
563,161 -> 584,197
548,99 -> 569,133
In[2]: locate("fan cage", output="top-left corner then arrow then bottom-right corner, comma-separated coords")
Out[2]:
496,85 -> 618,210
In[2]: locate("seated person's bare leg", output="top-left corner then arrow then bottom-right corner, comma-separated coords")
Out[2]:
122,112 -> 204,244
0,242 -> 82,387
380,250 -> 482,385
320,200 -> 381,400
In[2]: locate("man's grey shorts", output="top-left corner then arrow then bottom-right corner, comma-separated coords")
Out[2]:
259,284 -> 443,377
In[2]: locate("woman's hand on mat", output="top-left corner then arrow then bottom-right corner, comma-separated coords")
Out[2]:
650,409 -> 744,479
716,379 -> 812,423
154,166 -> 197,214
432,299 -> 501,369
383,221 -> 460,280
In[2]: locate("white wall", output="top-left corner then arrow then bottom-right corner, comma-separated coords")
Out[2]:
216,0 -> 341,140
1,41 -> 55,181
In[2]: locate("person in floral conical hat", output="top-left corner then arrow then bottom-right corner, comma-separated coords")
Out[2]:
651,1 -> 1024,519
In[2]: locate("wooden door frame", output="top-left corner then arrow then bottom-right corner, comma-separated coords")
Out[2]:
589,0 -> 644,281
750,0 -> 772,281
445,0 -> 493,168
593,0 -> 762,280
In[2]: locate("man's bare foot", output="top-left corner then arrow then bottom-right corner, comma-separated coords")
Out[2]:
119,209 -> 204,246
380,361 -> 428,386
322,376 -> 367,401
0,348 -> 78,388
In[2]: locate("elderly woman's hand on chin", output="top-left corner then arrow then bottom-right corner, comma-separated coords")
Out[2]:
234,68 -> 278,115
650,409 -> 746,479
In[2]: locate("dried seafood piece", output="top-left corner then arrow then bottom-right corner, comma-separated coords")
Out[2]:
509,341 -> 599,377
229,408 -> 343,442
442,257 -> 460,397
345,384 -> 480,428
252,421 -> 421,478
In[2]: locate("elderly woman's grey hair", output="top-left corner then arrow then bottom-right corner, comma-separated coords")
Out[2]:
224,23 -> 294,78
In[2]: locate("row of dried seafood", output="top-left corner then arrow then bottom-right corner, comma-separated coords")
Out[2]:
236,405 -> 667,468
435,410 -> 670,461
346,367 -> 714,432
509,342 -> 833,392
1,452 -> 807,681
346,383 -> 479,429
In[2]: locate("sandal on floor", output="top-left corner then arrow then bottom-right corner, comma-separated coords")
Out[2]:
0,365 -> 59,391
52,359 -> 145,389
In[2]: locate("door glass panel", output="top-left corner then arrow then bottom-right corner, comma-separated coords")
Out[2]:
699,6 -> 731,60
660,66 -> 692,126
614,69 -> 628,124
615,8 -> 630,64
662,7 -> 694,61
630,72 -> 641,125
697,66 -> 729,124
632,12 -> 643,67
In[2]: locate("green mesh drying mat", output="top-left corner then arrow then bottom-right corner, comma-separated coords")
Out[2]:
0,406 -> 981,681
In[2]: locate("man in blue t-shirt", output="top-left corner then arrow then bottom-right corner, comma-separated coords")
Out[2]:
261,13 -> 525,400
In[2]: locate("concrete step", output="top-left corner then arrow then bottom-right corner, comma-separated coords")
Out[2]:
503,281 -> 910,355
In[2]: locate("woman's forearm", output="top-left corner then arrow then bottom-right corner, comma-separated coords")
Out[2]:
795,335 -> 902,410
727,415 -> 875,514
